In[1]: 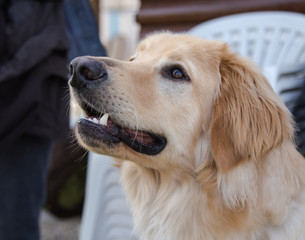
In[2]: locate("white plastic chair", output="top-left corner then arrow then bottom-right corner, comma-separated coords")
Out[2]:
80,11 -> 305,240
79,153 -> 137,240
188,11 -> 305,109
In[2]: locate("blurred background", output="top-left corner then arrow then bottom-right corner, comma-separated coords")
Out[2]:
41,1 -> 141,239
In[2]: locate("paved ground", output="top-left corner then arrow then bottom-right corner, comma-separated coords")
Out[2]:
40,210 -> 81,240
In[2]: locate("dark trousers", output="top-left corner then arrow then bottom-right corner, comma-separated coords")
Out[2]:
0,134 -> 53,240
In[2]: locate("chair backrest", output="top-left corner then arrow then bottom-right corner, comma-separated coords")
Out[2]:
188,11 -> 305,108
79,153 -> 136,240
95,166 -> 134,240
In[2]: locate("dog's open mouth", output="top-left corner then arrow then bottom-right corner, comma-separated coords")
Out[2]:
77,104 -> 167,155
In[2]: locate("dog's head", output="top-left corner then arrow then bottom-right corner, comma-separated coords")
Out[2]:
69,33 -> 293,173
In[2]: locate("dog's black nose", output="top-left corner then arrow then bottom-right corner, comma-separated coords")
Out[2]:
69,56 -> 108,89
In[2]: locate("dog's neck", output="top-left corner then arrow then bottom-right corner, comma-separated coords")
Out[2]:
120,161 -> 207,239
120,160 -> 251,240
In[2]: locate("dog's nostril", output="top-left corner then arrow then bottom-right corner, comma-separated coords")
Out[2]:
79,65 -> 107,81
80,66 -> 93,80
78,61 -> 108,82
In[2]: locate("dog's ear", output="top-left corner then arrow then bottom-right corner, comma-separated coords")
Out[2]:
210,46 -> 294,173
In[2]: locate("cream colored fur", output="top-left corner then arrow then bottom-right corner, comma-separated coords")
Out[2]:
72,33 -> 305,240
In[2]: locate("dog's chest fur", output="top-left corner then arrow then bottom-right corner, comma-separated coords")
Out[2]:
120,162 -> 211,239
120,162 -> 253,240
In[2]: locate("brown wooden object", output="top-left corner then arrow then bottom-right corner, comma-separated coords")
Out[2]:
137,0 -> 305,37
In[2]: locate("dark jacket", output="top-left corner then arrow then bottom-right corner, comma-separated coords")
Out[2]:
0,0 -> 70,149
63,0 -> 107,61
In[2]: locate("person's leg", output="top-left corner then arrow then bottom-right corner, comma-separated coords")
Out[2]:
0,134 -> 53,240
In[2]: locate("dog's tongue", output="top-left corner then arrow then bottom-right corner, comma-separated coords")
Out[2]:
118,127 -> 166,155
123,129 -> 157,145
82,114 -> 156,145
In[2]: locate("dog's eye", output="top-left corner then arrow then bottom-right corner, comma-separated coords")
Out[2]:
162,65 -> 190,82
172,68 -> 183,79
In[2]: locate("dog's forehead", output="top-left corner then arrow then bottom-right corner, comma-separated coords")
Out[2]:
135,33 -> 219,62
140,34 -> 193,53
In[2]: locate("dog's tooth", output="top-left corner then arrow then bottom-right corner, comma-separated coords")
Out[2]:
100,113 -> 109,126
80,110 -> 88,119
93,118 -> 98,124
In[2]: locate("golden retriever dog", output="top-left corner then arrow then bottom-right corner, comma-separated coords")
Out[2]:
69,33 -> 305,240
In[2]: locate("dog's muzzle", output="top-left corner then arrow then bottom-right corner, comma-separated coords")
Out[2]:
68,56 -> 168,155
69,56 -> 108,90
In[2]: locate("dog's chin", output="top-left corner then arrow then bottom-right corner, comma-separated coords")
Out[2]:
75,118 -> 167,156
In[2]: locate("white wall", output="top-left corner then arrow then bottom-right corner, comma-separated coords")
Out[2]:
99,0 -> 140,60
